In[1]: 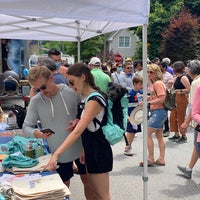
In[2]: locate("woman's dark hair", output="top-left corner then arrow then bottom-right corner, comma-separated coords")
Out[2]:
159,61 -> 168,69
134,60 -> 142,68
67,63 -> 104,95
173,61 -> 185,73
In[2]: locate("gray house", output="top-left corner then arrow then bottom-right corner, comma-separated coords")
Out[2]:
107,29 -> 138,58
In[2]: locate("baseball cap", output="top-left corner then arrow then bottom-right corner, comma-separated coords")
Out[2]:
162,57 -> 171,65
89,57 -> 101,66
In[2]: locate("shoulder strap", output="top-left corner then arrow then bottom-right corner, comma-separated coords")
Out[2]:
85,91 -> 106,106
85,92 -> 107,128
115,73 -> 120,84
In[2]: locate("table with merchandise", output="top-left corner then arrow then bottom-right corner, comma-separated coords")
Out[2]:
0,126 -> 70,200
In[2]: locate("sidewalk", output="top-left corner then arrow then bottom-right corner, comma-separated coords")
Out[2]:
70,129 -> 200,200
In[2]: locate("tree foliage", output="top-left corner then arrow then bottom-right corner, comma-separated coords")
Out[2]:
159,9 -> 199,63
43,35 -> 104,62
133,0 -> 200,60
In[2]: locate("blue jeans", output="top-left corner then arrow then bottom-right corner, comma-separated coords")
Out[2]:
7,39 -> 23,76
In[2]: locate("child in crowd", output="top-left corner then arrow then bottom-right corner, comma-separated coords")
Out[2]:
124,75 -> 143,156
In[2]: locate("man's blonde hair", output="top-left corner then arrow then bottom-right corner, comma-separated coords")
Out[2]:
28,66 -> 51,85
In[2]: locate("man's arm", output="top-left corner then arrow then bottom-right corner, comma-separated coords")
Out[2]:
22,98 -> 40,138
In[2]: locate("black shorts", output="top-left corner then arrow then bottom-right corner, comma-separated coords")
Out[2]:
82,129 -> 113,174
56,158 -> 86,182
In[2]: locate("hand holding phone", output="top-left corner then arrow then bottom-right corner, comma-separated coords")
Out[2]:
41,129 -> 55,134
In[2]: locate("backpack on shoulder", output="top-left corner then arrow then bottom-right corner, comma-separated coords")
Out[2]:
163,89 -> 176,111
85,83 -> 128,145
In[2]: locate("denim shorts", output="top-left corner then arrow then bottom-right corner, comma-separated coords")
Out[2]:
148,108 -> 168,129
126,122 -> 141,134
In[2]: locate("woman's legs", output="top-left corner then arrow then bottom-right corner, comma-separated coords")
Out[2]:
87,173 -> 111,200
155,128 -> 166,163
170,109 -> 179,136
148,126 -> 156,162
176,94 -> 188,137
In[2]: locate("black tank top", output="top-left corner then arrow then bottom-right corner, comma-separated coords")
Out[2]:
173,75 -> 185,90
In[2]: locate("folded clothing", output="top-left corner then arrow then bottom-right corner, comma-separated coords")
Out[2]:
2,152 -> 39,168
0,135 -> 43,155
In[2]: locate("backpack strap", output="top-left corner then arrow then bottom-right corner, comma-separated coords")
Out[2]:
85,91 -> 107,127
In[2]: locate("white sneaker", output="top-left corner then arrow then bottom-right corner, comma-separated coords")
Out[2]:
124,146 -> 134,156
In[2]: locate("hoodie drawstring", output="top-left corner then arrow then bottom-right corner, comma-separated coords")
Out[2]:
60,92 -> 70,116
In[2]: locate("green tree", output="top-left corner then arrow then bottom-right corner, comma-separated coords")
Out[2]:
133,0 -> 184,60
42,35 -> 104,62
159,9 -> 199,62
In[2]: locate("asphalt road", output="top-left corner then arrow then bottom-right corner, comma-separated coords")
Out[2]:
70,128 -> 200,200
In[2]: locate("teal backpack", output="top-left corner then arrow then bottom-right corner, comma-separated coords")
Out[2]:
85,88 -> 128,145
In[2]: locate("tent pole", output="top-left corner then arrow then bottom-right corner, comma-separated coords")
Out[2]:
76,20 -> 81,63
77,37 -> 81,62
142,24 -> 148,200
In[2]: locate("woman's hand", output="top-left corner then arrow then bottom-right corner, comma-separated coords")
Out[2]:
168,80 -> 174,88
41,154 -> 58,172
66,119 -> 79,132
138,101 -> 143,107
80,150 -> 85,165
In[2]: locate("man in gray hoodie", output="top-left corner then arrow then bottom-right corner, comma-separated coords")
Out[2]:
23,66 -> 88,193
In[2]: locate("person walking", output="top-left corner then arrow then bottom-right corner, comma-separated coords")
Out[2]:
124,76 -> 143,156
111,63 -> 125,86
123,62 -> 134,91
159,62 -> 173,137
177,60 -> 200,179
169,61 -> 190,144
89,57 -> 111,93
43,63 -> 113,200
139,64 -> 167,166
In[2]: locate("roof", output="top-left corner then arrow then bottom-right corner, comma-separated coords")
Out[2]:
0,0 -> 150,41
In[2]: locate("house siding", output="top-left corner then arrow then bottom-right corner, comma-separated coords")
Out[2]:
108,29 -> 138,58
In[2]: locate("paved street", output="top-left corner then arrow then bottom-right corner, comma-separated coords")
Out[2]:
70,128 -> 200,200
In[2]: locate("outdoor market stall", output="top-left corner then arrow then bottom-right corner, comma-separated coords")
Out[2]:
0,1 -> 150,199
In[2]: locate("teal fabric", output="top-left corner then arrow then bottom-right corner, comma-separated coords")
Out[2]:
85,92 -> 128,145
2,153 -> 39,168
121,96 -> 129,131
0,194 -> 5,200
0,135 -> 41,168
0,135 -> 43,154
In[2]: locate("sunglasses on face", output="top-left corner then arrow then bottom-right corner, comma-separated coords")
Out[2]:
127,67 -> 133,70
147,71 -> 154,74
35,84 -> 47,93
68,81 -> 74,87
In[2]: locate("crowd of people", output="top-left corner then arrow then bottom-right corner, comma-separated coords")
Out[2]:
21,47 -> 200,199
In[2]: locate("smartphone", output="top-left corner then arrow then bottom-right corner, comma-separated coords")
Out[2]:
41,129 -> 55,134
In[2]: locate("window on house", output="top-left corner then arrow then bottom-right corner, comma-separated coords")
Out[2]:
119,36 -> 130,48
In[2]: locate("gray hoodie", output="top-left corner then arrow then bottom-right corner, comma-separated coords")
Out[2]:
23,84 -> 82,163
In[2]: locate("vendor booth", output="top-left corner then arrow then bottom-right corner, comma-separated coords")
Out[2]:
0,1 -> 150,199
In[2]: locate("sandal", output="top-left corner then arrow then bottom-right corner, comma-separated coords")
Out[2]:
154,159 -> 165,166
139,160 -> 154,167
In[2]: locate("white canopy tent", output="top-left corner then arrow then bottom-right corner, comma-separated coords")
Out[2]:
0,0 -> 150,199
